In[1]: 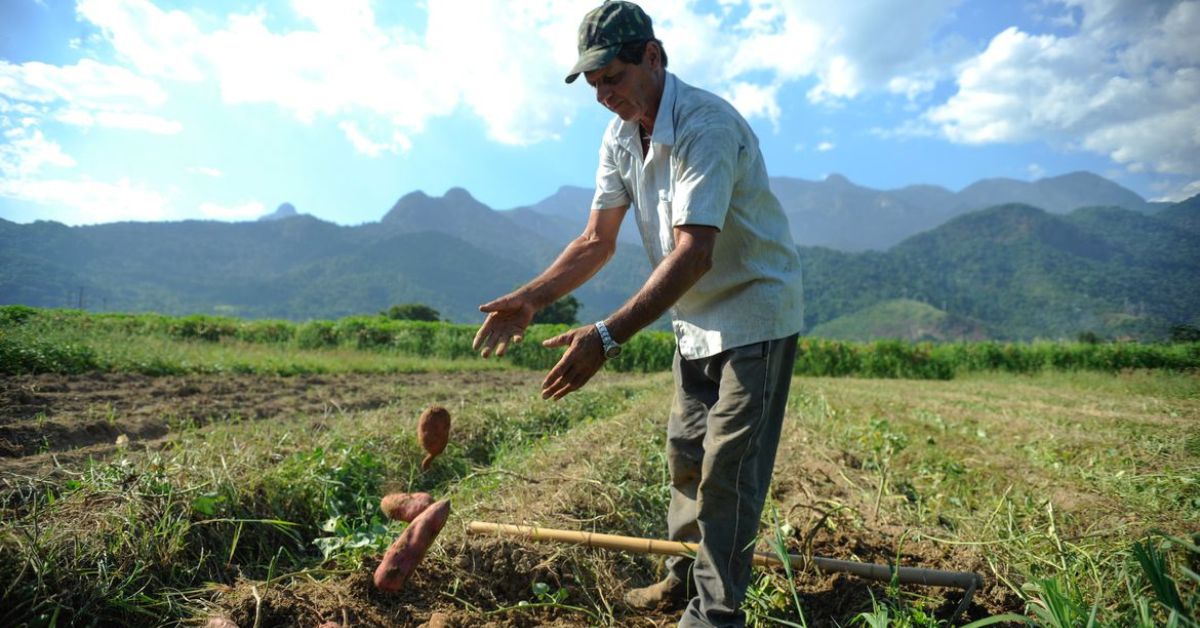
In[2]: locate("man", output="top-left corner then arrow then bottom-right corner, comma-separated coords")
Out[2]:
472,2 -> 804,626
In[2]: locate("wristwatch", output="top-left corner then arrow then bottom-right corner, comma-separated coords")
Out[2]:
594,321 -> 622,359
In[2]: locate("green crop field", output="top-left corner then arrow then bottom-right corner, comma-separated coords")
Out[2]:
1,308 -> 1196,627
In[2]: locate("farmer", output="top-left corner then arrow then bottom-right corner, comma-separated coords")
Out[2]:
473,1 -> 804,625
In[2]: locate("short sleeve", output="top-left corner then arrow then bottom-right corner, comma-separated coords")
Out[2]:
670,125 -> 739,229
592,131 -> 630,211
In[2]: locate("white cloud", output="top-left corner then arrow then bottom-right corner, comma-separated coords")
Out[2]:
424,0 -> 587,145
705,1 -> 961,108
199,200 -> 265,221
0,57 -> 182,140
75,0 -> 205,81
926,0 -> 1200,180
1151,179 -> 1200,203
0,95 -> 175,223
63,0 -> 967,145
187,166 -> 222,177
338,120 -> 411,157
1027,163 -> 1046,179
816,141 -> 835,152
54,107 -> 182,134
0,58 -> 167,109
0,176 -> 170,224
723,82 -> 781,128
888,73 -> 937,101
0,127 -> 76,178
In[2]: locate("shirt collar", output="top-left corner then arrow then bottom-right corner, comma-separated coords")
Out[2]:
651,72 -> 677,147
616,71 -> 678,153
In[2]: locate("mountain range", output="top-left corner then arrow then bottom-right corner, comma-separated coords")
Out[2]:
1,171 -> 1196,341
514,170 -> 1166,251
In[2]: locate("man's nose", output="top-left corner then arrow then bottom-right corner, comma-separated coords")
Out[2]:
596,84 -> 611,106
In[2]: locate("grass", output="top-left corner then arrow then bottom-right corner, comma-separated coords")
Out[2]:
7,306 -> 1200,379
0,319 -> 517,376
779,371 -> 1199,626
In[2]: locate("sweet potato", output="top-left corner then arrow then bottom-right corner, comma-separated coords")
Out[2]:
373,498 -> 451,592
380,491 -> 435,522
417,405 -> 451,470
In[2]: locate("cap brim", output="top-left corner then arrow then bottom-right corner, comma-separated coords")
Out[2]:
565,44 -> 620,84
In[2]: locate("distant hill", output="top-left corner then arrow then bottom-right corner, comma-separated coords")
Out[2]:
771,170 -> 1155,251
1,184 -> 1195,341
481,172 -> 1157,253
799,201 -> 1200,339
0,190 -> 652,324
1155,194 -> 1200,235
259,202 -> 299,221
956,171 -> 1152,215
502,185 -> 642,246
809,299 -> 989,342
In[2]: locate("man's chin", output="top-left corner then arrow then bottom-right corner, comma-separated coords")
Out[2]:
608,104 -> 636,121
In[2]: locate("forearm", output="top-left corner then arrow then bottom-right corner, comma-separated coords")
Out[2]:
516,233 -> 614,310
605,242 -> 712,343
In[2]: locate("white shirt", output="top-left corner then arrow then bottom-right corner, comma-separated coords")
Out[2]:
591,72 -> 805,359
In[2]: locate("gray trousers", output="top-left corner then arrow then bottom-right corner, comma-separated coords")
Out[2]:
665,334 -> 798,628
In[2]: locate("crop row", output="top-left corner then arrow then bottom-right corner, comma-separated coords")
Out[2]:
2,306 -> 1198,378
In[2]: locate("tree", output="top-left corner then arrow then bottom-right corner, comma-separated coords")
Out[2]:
533,295 -> 581,325
381,303 -> 441,322
1169,324 -> 1200,343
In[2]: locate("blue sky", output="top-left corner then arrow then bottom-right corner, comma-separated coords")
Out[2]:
1,0 -> 1197,226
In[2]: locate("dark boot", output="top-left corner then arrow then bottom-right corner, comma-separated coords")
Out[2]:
623,575 -> 689,611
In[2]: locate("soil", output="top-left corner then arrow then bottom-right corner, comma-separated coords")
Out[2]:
0,371 -> 532,474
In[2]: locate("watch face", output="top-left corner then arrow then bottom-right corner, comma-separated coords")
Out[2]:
605,345 -> 622,359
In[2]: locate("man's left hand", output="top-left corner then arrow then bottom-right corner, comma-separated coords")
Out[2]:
540,325 -> 607,400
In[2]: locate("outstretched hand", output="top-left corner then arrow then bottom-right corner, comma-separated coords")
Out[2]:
540,325 -> 606,400
473,294 -> 536,358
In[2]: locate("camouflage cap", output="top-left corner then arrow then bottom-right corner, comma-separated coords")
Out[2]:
565,1 -> 655,84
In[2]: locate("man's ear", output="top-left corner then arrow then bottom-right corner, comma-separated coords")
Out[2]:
646,40 -> 662,69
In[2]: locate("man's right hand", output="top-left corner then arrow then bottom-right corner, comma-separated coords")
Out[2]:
473,294 -> 536,358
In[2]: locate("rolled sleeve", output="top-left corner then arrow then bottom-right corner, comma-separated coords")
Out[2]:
592,134 -> 630,211
671,126 -> 739,230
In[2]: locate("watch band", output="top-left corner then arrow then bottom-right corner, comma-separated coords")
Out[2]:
594,320 -> 621,358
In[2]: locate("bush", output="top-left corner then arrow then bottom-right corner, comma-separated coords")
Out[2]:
296,321 -> 338,349
5,307 -> 1198,379
167,315 -> 239,342
0,333 -> 99,374
237,320 -> 295,344
380,303 -> 441,322
532,295 -> 581,326
0,304 -> 39,327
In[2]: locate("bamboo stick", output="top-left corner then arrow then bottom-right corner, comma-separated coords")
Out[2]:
467,520 -> 983,591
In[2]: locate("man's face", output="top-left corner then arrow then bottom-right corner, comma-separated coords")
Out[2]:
584,44 -> 660,124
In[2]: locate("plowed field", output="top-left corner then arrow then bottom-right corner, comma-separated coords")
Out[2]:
2,368 -> 1196,626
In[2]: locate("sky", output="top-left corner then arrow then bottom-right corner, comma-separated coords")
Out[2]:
1,0 -> 1197,226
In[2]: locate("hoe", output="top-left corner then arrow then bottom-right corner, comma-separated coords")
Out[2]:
468,520 -> 983,623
